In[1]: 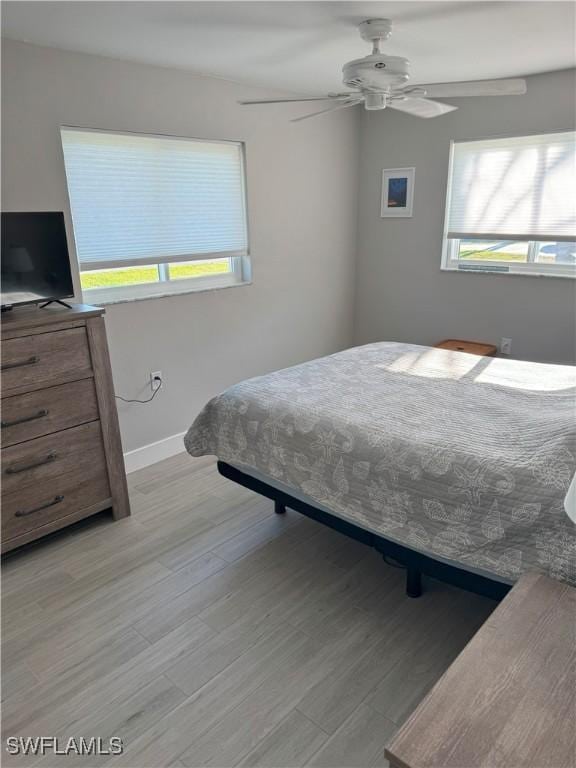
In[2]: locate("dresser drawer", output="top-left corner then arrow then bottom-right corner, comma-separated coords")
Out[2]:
1,379 -> 99,447
1,327 -> 92,396
2,424 -> 111,541
2,421 -> 107,495
2,475 -> 112,542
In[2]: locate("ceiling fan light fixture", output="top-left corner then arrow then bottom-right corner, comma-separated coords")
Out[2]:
364,92 -> 387,110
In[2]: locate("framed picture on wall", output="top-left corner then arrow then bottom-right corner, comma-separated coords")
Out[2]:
381,167 -> 415,218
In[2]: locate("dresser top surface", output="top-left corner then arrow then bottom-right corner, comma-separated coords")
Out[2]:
385,572 -> 576,768
1,304 -> 104,336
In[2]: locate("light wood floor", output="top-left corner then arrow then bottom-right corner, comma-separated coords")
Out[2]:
2,454 -> 496,768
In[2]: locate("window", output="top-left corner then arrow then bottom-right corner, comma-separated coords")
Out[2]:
61,128 -> 250,302
442,131 -> 576,278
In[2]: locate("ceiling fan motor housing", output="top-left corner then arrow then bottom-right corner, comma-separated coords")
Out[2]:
342,55 -> 410,91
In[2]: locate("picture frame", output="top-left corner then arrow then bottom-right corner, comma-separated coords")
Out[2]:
380,167 -> 415,218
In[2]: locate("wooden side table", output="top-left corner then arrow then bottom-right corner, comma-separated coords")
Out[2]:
435,339 -> 497,356
385,572 -> 576,768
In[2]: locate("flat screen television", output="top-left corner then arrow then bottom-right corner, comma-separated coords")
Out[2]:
1,212 -> 74,309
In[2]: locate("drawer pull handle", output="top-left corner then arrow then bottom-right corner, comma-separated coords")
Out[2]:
5,451 -> 58,475
15,495 -> 64,518
1,409 -> 49,429
1,355 -> 39,371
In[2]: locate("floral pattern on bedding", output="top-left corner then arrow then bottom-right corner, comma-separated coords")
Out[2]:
185,342 -> 576,584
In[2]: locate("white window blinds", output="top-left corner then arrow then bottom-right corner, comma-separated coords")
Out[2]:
61,128 -> 248,270
446,131 -> 576,242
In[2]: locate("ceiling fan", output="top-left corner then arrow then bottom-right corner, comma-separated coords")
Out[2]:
239,18 -> 527,122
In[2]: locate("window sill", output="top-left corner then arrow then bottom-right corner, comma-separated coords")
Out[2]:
441,264 -> 576,280
83,277 -> 251,306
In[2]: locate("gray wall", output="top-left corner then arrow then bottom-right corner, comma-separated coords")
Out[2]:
2,40 -> 574,458
1,40 -> 359,452
354,68 -> 576,364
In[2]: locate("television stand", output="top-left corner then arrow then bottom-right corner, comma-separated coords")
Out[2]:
39,299 -> 73,309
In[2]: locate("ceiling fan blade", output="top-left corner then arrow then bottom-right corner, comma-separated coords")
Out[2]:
291,99 -> 362,123
389,97 -> 458,119
238,94 -> 353,106
414,78 -> 527,98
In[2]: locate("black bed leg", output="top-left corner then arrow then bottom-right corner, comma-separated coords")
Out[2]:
406,568 -> 422,598
274,501 -> 286,514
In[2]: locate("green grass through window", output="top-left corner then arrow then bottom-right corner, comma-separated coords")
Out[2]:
80,260 -> 229,290
81,266 -> 158,289
169,261 -> 229,280
459,250 -> 526,262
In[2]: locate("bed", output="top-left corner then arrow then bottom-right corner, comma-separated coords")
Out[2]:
185,342 -> 576,597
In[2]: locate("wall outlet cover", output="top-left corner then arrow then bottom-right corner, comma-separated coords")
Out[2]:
150,371 -> 163,391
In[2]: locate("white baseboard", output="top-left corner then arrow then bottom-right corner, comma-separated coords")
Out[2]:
124,431 -> 187,474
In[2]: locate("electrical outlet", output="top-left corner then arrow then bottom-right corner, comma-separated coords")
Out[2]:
150,370 -> 163,391
500,338 -> 512,356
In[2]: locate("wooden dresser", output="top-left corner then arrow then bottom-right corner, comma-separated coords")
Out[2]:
385,572 -> 576,768
1,304 -> 130,553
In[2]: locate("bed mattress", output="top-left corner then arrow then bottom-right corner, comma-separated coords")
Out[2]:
185,342 -> 576,585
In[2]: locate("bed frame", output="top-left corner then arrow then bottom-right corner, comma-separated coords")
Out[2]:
218,461 -> 511,601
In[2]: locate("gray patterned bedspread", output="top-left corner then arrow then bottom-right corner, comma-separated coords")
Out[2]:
185,342 -> 576,585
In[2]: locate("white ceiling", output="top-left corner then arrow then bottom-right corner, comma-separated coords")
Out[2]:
2,1 -> 575,95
